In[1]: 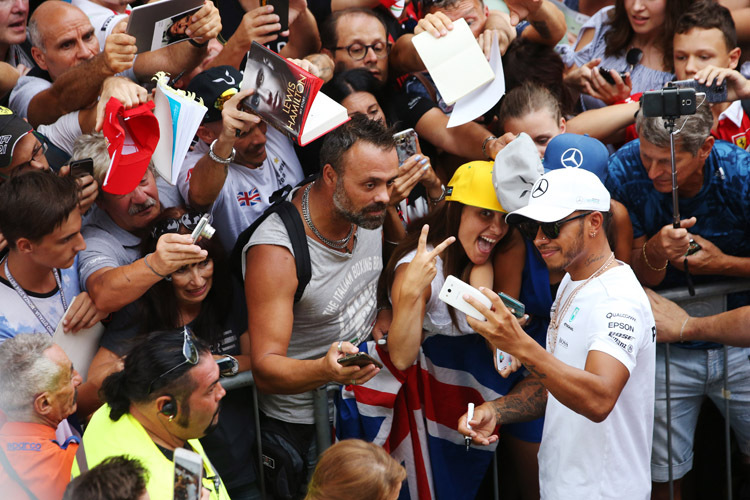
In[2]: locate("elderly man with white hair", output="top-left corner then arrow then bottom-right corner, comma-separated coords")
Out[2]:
0,333 -> 83,499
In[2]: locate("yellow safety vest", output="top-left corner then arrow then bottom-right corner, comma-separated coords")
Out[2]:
72,404 -> 230,500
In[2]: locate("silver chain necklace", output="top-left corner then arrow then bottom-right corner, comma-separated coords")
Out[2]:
302,183 -> 354,249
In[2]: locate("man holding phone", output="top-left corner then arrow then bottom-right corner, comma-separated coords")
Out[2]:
459,167 -> 656,499
243,116 -> 394,497
608,94 -> 750,499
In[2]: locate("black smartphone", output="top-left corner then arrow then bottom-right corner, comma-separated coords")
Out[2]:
671,78 -> 728,103
260,0 -> 289,34
686,238 -> 702,256
641,87 -> 697,118
69,158 -> 94,178
337,352 -> 383,369
598,67 -> 626,85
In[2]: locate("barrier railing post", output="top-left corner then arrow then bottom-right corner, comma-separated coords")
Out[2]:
659,279 -> 750,500
724,345 -> 733,500
314,385 -> 332,455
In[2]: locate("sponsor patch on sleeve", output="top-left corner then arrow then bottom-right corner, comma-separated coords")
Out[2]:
605,312 -> 637,354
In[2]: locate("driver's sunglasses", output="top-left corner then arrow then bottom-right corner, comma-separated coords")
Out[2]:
516,212 -> 591,241
147,327 -> 200,395
150,212 -> 210,239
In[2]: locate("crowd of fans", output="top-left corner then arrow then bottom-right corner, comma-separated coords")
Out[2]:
1,0 -> 750,499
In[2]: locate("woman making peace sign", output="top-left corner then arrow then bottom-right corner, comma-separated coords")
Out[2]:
375,161 -> 533,498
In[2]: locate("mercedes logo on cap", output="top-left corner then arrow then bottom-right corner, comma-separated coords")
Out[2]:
531,178 -> 549,198
560,148 -> 583,168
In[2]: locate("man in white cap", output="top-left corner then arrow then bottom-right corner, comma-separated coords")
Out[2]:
458,167 -> 656,500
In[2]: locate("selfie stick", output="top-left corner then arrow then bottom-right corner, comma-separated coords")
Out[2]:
663,111 -> 678,500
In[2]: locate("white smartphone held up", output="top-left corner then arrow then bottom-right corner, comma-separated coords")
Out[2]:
173,447 -> 203,500
438,275 -> 491,321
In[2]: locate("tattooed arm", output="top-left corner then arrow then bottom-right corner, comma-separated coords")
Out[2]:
458,375 -> 546,445
463,287 -> 632,423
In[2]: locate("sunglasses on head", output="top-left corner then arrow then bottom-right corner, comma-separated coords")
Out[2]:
516,212 -> 591,241
147,327 -> 200,395
150,212 -> 210,239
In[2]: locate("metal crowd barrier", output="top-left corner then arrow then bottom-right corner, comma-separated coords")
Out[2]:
659,279 -> 750,500
219,372 -> 335,500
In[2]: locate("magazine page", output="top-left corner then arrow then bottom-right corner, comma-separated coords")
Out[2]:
152,72 -> 207,184
411,18 -> 494,106
126,0 -> 204,53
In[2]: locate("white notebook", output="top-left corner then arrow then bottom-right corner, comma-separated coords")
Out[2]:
411,18 -> 495,106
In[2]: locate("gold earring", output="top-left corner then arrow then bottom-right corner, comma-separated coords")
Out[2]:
168,414 -> 175,422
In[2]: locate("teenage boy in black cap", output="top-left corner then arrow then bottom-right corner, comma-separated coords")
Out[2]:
178,65 -> 304,252
0,107 -> 97,252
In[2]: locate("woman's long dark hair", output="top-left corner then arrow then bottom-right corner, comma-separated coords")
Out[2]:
603,0 -> 692,72
322,69 -> 389,118
138,207 -> 232,350
380,202 -> 513,328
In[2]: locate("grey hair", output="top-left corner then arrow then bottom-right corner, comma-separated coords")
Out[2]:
72,132 -> 112,188
0,334 -> 63,421
72,132 -> 156,191
27,15 -> 44,50
636,101 -> 713,156
429,0 -> 484,11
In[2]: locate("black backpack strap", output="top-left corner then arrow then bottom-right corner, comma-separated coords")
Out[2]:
231,180 -> 314,303
274,202 -> 311,303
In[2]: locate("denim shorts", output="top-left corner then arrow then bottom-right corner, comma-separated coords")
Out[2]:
651,344 -> 750,482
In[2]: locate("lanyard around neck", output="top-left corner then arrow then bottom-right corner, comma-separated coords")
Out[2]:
4,258 -> 68,335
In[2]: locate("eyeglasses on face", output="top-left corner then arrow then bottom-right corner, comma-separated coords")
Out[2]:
333,41 -> 391,61
516,212 -> 591,241
150,212 -> 211,239
147,327 -> 200,395
7,140 -> 48,177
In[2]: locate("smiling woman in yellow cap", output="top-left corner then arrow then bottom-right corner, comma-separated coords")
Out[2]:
370,160 -> 528,497
384,160 -> 513,370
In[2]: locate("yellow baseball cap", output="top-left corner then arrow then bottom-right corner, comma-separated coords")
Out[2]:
445,161 -> 506,213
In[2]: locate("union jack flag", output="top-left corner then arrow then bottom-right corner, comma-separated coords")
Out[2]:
237,187 -> 261,206
334,335 -> 530,499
